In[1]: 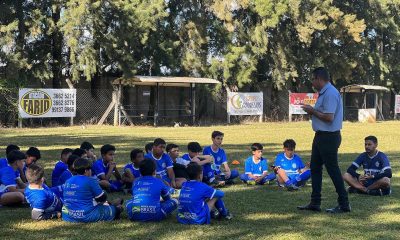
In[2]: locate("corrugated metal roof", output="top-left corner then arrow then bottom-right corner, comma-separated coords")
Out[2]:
340,84 -> 390,93
112,76 -> 220,87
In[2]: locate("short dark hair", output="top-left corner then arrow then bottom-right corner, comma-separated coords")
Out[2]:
283,139 -> 296,149
166,143 -> 178,153
187,162 -> 203,180
7,150 -> 26,164
312,67 -> 330,82
26,164 -> 44,184
6,144 -> 20,155
145,142 -> 153,153
67,154 -> 80,168
61,148 -> 73,156
251,143 -> 263,151
187,142 -> 202,153
153,138 -> 166,146
26,147 -> 41,160
212,131 -> 224,138
130,149 -> 144,161
72,148 -> 86,157
100,144 -> 116,155
80,141 -> 95,151
139,158 -> 156,176
365,136 -> 378,144
73,158 -> 92,175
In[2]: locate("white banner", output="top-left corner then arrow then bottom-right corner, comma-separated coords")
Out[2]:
395,95 -> 400,114
227,92 -> 263,115
19,88 -> 76,118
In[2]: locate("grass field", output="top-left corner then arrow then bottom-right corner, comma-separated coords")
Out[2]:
0,121 -> 399,240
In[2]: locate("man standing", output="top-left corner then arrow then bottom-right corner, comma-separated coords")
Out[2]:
297,67 -> 350,213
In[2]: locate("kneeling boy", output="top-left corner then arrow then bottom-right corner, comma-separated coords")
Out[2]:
62,158 -> 123,223
25,164 -> 62,220
273,139 -> 310,191
240,143 -> 276,185
126,158 -> 177,222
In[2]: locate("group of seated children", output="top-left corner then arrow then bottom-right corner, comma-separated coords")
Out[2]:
0,132 -> 392,224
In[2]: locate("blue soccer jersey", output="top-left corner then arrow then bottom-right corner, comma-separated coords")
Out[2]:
144,153 -> 173,180
62,175 -> 106,219
25,184 -> 62,213
52,161 -> 68,186
352,151 -> 391,176
244,156 -> 268,176
58,169 -> 73,186
126,176 -> 173,221
123,163 -> 141,179
92,159 -> 109,179
274,153 -> 305,178
0,165 -> 17,195
178,180 -> 222,224
203,146 -> 227,175
0,158 -> 7,169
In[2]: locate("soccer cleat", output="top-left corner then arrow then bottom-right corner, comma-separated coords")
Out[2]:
211,208 -> 220,219
297,203 -> 321,212
247,180 -> 256,186
381,187 -> 392,196
286,183 -> 299,191
171,189 -> 181,198
367,189 -> 383,196
326,205 -> 351,213
223,210 -> 233,220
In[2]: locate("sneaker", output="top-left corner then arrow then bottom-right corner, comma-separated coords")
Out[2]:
367,189 -> 383,196
225,179 -> 235,185
210,179 -> 225,187
286,183 -> 299,191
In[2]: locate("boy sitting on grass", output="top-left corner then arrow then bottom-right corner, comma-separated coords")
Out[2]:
62,157 -> 123,223
240,143 -> 276,185
182,142 -> 224,187
122,149 -> 144,192
273,139 -> 310,191
20,147 -> 41,183
177,162 -> 232,225
25,164 -> 62,220
0,144 -> 20,168
203,131 -> 239,184
58,154 -> 80,186
80,141 -> 97,161
145,138 -> 177,188
51,148 -> 73,187
0,150 -> 26,206
92,144 -> 125,192
167,143 -> 190,186
126,158 -> 178,222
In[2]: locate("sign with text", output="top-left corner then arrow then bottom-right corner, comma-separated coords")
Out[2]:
19,88 -> 76,118
289,93 -> 319,115
227,92 -> 263,115
395,95 -> 400,114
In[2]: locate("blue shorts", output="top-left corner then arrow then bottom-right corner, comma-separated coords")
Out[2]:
62,204 -> 116,223
126,199 -> 177,222
177,204 -> 211,225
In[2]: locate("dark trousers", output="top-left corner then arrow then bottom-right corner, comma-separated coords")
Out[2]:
310,131 -> 349,206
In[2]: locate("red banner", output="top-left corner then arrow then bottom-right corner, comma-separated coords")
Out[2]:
289,93 -> 318,115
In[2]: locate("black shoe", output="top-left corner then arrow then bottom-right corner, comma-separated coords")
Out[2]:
297,203 -> 321,212
223,210 -> 233,220
326,205 -> 351,213
381,187 -> 392,196
210,208 -> 220,219
225,179 -> 235,185
286,183 -> 299,191
367,189 -> 383,196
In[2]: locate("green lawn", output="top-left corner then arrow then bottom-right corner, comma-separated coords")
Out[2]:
0,121 -> 399,240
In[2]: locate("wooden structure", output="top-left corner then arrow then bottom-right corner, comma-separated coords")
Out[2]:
340,84 -> 390,121
98,76 -> 220,126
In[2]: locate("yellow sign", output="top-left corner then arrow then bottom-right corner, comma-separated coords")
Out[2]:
20,90 -> 52,116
